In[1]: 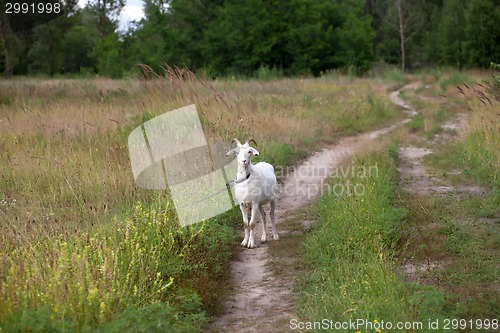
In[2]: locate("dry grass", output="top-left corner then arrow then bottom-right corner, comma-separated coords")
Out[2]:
0,68 -> 401,329
0,70 -> 398,246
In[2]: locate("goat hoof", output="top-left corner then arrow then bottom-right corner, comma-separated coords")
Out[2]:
241,239 -> 248,247
247,240 -> 255,248
273,234 -> 279,240
261,235 -> 267,242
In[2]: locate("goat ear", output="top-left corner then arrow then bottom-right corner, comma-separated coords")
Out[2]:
249,147 -> 259,156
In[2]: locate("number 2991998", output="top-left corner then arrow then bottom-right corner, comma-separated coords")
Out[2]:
5,2 -> 62,14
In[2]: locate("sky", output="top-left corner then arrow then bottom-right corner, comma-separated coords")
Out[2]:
78,0 -> 146,31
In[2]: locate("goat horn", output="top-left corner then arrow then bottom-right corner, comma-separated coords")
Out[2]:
245,138 -> 258,147
232,138 -> 242,146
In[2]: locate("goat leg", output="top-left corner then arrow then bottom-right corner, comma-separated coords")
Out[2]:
259,204 -> 267,242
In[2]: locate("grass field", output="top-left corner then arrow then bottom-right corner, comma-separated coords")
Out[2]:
1,68 -> 496,332
294,70 -> 499,332
0,69 -> 401,331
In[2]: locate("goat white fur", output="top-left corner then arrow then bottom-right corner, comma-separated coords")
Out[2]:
226,138 -> 278,248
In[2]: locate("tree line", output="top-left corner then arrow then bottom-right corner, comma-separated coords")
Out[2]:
0,0 -> 499,78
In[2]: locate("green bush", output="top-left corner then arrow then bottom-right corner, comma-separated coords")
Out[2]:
439,71 -> 471,92
96,298 -> 205,333
0,307 -> 76,333
0,203 -> 237,331
255,65 -> 284,81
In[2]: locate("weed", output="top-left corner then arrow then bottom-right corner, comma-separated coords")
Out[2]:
253,140 -> 307,175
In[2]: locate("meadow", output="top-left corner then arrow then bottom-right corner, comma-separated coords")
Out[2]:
0,68 -> 402,331
295,69 -> 499,332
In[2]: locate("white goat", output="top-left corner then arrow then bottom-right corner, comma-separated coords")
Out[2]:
226,138 -> 278,248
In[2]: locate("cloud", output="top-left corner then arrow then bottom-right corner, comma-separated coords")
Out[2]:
122,5 -> 145,22
78,0 -> 145,30
119,4 -> 145,31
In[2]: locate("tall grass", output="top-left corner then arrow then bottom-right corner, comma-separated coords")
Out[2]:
457,83 -> 499,187
298,148 -> 449,332
427,77 -> 499,188
439,70 -> 473,92
0,67 -> 401,330
0,69 -> 399,247
1,203 -> 237,330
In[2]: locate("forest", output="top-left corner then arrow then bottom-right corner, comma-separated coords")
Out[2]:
1,0 -> 499,78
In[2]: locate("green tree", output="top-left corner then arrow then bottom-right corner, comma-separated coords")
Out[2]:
130,1 -> 175,72
203,0 -> 374,76
86,0 -> 125,37
0,0 -> 80,76
0,4 -> 20,77
28,16 -> 74,75
85,0 -> 127,76
378,0 -> 427,71
423,3 -> 442,67
286,0 -> 340,75
332,2 -> 375,74
143,0 -> 170,17
61,24 -> 99,73
168,0 -> 224,69
437,0 -> 467,68
204,0 -> 287,75
465,0 -> 500,67
93,32 -> 123,77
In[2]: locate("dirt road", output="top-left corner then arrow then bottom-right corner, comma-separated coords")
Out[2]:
209,87 -> 416,333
